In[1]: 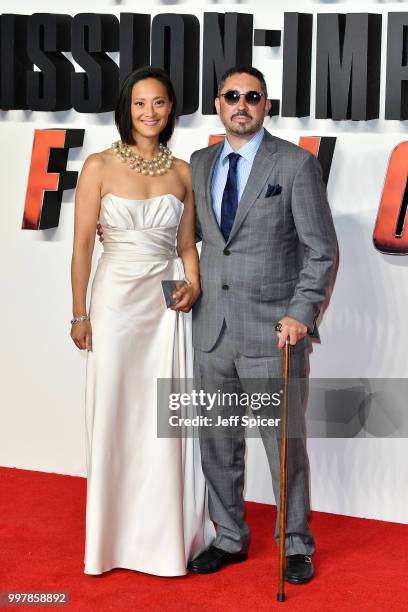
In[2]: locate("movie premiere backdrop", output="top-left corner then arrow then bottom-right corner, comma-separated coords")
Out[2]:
1,0 -> 407,524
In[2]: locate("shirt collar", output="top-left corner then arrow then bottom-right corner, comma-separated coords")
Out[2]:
220,127 -> 265,164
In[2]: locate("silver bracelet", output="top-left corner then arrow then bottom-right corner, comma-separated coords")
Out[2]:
70,314 -> 90,325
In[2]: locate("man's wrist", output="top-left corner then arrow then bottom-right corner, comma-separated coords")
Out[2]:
281,314 -> 309,331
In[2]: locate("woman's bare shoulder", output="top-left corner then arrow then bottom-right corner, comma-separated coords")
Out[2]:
172,157 -> 192,186
172,156 -> 190,171
81,148 -> 115,173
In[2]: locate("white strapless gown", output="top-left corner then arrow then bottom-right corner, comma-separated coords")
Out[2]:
83,193 -> 214,576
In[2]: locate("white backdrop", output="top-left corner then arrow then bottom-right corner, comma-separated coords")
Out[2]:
1,0 -> 407,524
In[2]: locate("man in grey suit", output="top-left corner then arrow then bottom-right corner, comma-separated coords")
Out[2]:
183,66 -> 338,582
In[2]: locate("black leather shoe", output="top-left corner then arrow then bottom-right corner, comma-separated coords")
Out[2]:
188,545 -> 248,574
285,554 -> 314,584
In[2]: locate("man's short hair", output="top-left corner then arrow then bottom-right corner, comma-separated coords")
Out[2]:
217,66 -> 268,98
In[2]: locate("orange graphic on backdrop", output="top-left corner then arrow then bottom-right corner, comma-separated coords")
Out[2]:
298,136 -> 320,156
373,142 -> 408,254
22,130 -> 66,229
208,134 -> 225,146
21,130 -> 407,253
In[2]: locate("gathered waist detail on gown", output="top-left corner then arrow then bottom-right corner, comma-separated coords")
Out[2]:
101,225 -> 178,262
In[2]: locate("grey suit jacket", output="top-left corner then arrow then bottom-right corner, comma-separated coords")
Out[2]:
190,129 -> 338,356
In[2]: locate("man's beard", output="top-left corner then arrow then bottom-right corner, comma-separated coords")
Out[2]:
226,113 -> 264,136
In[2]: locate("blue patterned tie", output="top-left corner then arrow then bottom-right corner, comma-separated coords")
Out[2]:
220,152 -> 241,241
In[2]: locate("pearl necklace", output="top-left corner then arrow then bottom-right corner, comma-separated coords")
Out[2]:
112,141 -> 173,176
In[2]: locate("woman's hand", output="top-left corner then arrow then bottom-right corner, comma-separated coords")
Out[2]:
71,320 -> 93,351
96,223 -> 104,242
171,283 -> 201,313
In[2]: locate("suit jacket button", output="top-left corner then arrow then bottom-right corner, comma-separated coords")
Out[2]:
222,284 -> 229,290
223,249 -> 231,256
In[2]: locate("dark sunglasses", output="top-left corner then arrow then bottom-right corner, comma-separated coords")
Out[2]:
220,90 -> 265,106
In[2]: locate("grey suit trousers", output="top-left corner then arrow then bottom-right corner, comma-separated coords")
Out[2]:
194,323 -> 315,556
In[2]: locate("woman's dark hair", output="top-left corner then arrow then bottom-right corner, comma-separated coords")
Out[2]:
114,66 -> 177,145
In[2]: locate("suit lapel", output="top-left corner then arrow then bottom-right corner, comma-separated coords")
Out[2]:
203,141 -> 225,244
226,130 -> 279,246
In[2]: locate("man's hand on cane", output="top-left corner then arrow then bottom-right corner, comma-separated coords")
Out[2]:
275,316 -> 308,349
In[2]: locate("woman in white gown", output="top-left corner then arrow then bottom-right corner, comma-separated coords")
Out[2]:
70,67 -> 214,576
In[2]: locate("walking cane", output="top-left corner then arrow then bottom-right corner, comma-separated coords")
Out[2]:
277,339 -> 290,603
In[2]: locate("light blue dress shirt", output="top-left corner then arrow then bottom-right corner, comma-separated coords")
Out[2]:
211,127 -> 265,225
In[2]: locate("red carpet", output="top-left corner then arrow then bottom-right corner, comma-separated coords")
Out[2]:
0,467 -> 407,612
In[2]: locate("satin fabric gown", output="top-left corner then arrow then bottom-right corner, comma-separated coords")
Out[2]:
83,192 -> 214,576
